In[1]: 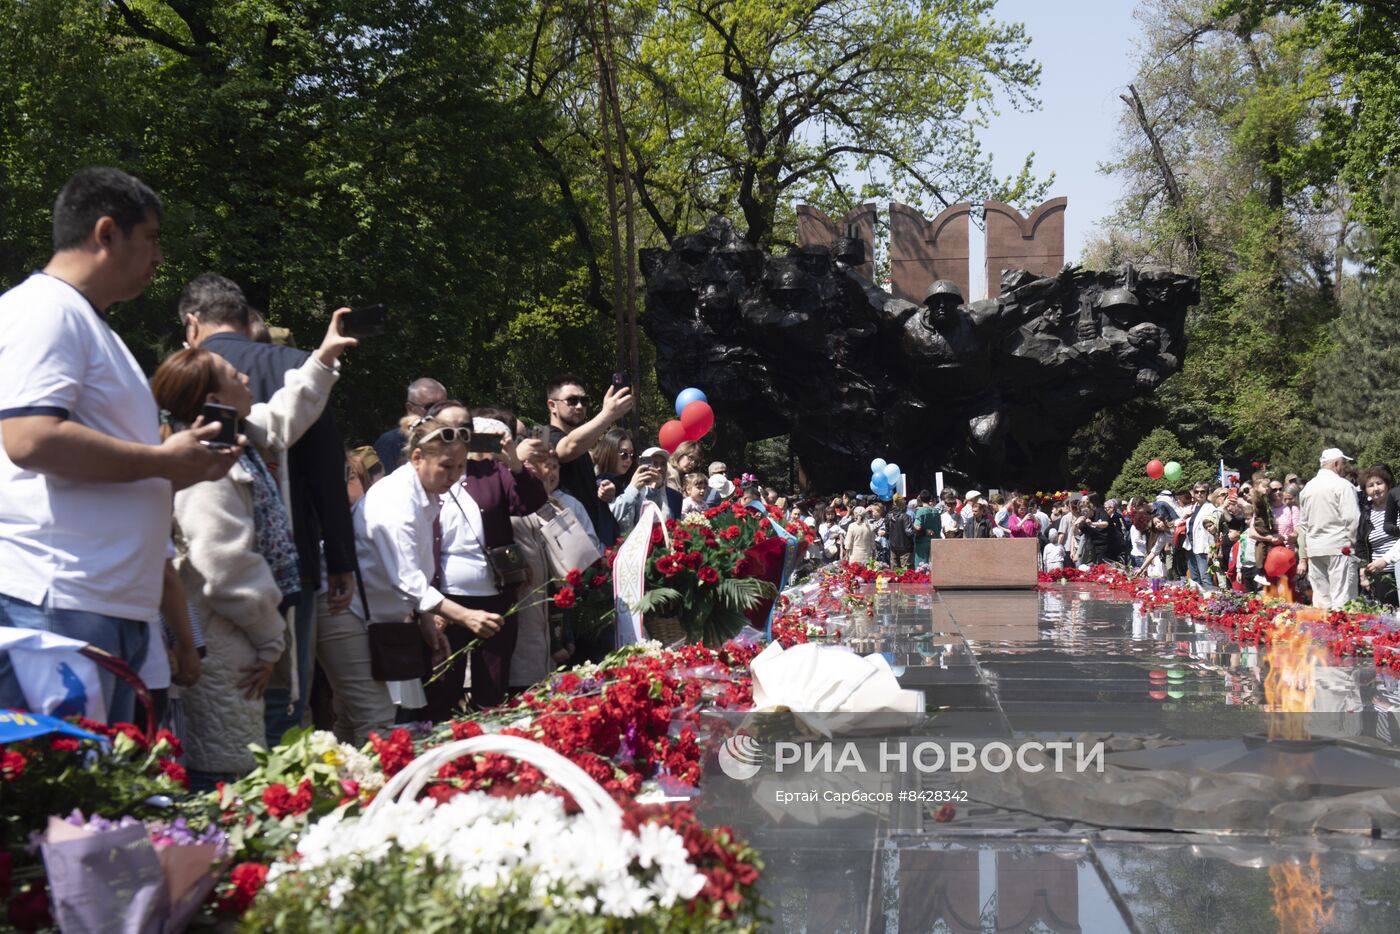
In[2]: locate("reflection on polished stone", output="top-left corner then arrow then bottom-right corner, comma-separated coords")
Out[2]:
709,583 -> 1400,931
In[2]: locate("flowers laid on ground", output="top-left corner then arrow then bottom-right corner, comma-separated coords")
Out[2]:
575,500 -> 811,646
248,790 -> 761,932
0,719 -> 189,926
1041,565 -> 1400,672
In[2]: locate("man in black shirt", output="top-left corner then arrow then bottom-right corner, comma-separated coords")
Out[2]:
181,273 -> 355,746
546,374 -> 633,532
372,377 -> 446,472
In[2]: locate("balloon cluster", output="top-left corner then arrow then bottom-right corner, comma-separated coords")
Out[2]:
1145,459 -> 1182,484
868,458 -> 901,501
658,387 -> 714,453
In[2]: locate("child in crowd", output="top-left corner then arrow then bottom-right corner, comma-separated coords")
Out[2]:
681,472 -> 708,514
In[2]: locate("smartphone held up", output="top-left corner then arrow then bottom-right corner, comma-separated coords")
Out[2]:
338,303 -> 387,339
200,402 -> 239,449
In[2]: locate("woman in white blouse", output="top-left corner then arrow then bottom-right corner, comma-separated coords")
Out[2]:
352,416 -> 503,711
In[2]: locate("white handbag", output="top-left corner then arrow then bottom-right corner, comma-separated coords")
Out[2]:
536,499 -> 602,576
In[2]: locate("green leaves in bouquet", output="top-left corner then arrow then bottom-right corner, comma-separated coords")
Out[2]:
636,577 -> 774,646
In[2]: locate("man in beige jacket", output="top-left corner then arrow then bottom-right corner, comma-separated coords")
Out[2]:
1299,447 -> 1361,609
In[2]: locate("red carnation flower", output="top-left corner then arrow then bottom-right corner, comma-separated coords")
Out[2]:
656,555 -> 682,577
554,586 -> 577,609
719,525 -> 741,541
158,758 -> 190,789
262,778 -> 314,819
698,566 -> 720,585
590,573 -> 609,589
1,749 -> 26,781
49,737 -> 80,753
369,728 -> 417,777
216,862 -> 269,915
450,719 -> 484,740
153,728 -> 184,758
565,568 -> 583,587
681,551 -> 704,569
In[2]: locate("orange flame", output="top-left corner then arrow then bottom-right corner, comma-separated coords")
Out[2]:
1263,612 -> 1325,741
1262,575 -> 1295,603
1268,855 -> 1334,934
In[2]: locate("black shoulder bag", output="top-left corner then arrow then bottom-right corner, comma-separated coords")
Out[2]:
356,570 -> 428,682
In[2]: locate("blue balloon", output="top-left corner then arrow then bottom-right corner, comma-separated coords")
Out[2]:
883,463 -> 901,484
870,458 -> 887,474
674,387 -> 707,416
871,474 -> 891,495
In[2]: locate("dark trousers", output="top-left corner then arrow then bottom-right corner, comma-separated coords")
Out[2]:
408,591 -> 517,721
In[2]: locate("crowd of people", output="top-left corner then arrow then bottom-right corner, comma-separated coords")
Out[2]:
1,168 -> 1394,790
0,168 -> 822,787
809,447 -> 1397,615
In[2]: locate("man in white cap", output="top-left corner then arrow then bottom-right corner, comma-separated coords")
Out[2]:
1299,447 -> 1361,609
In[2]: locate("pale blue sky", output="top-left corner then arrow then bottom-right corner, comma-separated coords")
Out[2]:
967,0 -> 1142,294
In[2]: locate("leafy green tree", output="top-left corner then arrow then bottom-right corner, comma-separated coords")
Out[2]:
1089,0 -> 1342,473
1220,0 -> 1400,265
1314,180 -> 1400,461
0,0 -> 612,444
1108,428 -> 1216,502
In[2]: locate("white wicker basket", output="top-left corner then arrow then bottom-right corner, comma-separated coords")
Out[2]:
363,734 -> 623,827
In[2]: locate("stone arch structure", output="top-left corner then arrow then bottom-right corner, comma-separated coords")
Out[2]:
887,201 -> 973,304
983,197 -> 1067,297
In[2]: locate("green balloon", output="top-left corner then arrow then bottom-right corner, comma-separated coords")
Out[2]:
1163,461 -> 1182,483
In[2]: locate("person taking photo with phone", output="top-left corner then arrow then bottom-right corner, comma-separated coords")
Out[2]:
546,373 -> 633,533
150,309 -> 357,786
181,273 -> 360,747
0,167 -> 240,725
611,446 -> 683,535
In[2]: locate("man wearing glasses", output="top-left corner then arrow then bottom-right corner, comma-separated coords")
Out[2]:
546,374 -> 634,533
373,377 -> 447,473
1185,483 -> 1219,588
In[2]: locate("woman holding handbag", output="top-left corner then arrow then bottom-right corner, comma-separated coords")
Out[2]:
422,404 -> 547,716
352,415 -> 503,715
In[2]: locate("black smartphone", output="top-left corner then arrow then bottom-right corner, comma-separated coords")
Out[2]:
468,432 -> 504,454
339,303 -> 387,339
200,402 -> 239,449
611,370 -> 629,393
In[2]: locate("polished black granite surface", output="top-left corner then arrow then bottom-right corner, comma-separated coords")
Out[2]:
697,583 -> 1400,933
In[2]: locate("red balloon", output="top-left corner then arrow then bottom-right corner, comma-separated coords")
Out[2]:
658,420 -> 687,453
680,400 -> 714,441
1264,546 -> 1297,580
1146,459 -> 1165,480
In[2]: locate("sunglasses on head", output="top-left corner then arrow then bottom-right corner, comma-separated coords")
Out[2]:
408,416 -> 468,446
553,394 -> 587,406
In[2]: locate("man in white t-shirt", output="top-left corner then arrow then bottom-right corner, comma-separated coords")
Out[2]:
0,167 -> 238,722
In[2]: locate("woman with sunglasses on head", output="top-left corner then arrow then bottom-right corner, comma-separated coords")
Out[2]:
418,403 -> 547,716
351,414 -> 505,715
151,310 -> 355,786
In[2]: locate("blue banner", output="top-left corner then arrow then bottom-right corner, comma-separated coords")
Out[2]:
0,709 -> 105,745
